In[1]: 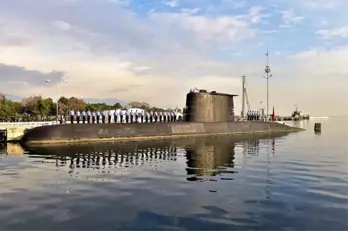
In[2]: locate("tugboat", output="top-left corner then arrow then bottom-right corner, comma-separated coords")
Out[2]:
291,105 -> 310,121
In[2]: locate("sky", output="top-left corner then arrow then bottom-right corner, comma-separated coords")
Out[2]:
0,0 -> 347,116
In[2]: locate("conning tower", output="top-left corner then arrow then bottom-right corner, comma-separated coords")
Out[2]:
185,89 -> 238,122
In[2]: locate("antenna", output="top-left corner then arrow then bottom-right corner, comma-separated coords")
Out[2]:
241,76 -> 246,118
263,46 -> 273,119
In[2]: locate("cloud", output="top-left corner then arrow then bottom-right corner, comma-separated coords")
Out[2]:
164,0 -> 178,8
280,9 -> 304,25
316,26 -> 348,39
52,21 -> 72,31
148,12 -> 256,43
0,63 -> 65,85
180,8 -> 201,15
302,0 -> 343,9
0,0 -> 347,115
109,0 -> 131,7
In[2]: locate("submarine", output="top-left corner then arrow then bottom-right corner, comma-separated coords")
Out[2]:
20,90 -> 303,146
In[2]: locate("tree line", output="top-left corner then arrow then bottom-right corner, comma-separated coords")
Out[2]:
0,93 -> 180,122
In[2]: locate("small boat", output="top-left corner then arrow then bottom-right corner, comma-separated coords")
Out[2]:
291,105 -> 310,121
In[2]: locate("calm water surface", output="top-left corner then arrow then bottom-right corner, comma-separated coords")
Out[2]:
0,119 -> 347,230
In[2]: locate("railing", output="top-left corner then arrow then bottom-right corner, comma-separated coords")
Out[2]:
0,121 -> 57,127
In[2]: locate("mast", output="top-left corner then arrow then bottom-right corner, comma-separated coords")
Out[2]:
263,46 -> 273,119
241,75 -> 246,118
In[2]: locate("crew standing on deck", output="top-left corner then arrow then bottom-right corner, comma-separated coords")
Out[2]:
145,111 -> 149,123
70,110 -> 75,124
101,111 -> 104,123
166,111 -> 169,122
82,110 -> 86,123
131,110 -> 136,123
114,110 -> 118,123
76,110 -> 81,124
87,110 -> 91,123
95,111 -> 99,123
120,110 -> 124,123
149,111 -> 153,123
115,110 -> 122,123
92,111 -> 96,124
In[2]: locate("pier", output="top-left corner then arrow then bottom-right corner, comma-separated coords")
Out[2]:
0,121 -> 57,142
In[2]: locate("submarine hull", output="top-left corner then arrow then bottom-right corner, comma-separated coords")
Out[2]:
20,121 -> 303,146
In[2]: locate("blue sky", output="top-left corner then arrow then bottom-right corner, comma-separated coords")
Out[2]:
0,0 -> 347,116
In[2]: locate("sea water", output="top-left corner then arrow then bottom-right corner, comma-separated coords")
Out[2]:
0,118 -> 347,230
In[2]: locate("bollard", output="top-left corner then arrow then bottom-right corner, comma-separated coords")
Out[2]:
314,123 -> 321,132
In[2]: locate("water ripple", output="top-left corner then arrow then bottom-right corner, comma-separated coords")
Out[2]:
1,120 -> 348,230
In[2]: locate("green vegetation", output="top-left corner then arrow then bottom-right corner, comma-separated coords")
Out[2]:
0,93 -> 181,122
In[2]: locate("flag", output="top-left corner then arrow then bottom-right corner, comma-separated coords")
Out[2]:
265,52 -> 268,56
272,106 -> 275,121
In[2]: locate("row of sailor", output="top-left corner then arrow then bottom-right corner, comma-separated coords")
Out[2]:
65,109 -> 183,124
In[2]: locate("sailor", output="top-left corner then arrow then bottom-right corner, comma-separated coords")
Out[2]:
114,110 -> 118,123
144,111 -> 147,123
120,110 -> 125,123
114,110 -> 120,123
149,111 -> 153,123
166,111 -> 169,122
92,111 -> 96,124
158,111 -> 162,122
173,111 -> 176,122
169,111 -> 172,122
142,110 -> 145,123
69,110 -> 75,124
82,110 -> 86,123
247,111 -> 250,120
145,111 -> 149,123
87,110 -> 91,123
129,110 -> 132,123
167,111 -> 171,122
131,111 -> 136,123
153,111 -> 157,122
128,110 -> 132,123
101,111 -> 105,123
119,110 -> 123,123
137,110 -> 141,123
76,110 -> 81,124
125,110 -> 129,123
95,111 -> 100,123
107,110 -> 111,123
136,110 -> 140,123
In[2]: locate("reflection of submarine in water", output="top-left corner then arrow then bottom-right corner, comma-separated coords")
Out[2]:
185,137 -> 236,180
20,133 -> 287,183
